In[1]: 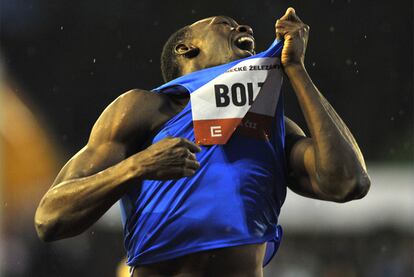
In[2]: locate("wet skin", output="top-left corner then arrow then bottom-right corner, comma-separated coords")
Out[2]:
35,8 -> 370,277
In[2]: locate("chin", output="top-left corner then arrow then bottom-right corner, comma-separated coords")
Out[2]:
231,46 -> 255,59
232,50 -> 254,60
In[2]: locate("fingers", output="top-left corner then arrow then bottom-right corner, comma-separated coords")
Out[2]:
185,158 -> 200,170
168,159 -> 200,179
172,137 -> 201,170
174,159 -> 199,178
182,168 -> 196,177
276,21 -> 309,33
147,137 -> 202,179
179,143 -> 200,177
181,138 -> 201,153
173,137 -> 201,153
287,7 -> 302,23
276,7 -> 305,41
279,7 -> 302,23
187,150 -> 197,161
275,14 -> 309,41
279,7 -> 295,21
275,20 -> 289,40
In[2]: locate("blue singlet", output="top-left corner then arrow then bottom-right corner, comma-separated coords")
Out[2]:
120,39 -> 287,267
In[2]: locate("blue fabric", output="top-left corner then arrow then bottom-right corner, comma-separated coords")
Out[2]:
120,39 -> 287,267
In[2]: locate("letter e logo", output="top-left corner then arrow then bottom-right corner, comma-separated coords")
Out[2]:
210,126 -> 222,137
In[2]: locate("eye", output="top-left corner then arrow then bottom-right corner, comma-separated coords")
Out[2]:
218,21 -> 231,26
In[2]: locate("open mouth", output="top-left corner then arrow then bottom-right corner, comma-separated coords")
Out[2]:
233,34 -> 255,56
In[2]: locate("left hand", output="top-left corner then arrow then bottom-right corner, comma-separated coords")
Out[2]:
275,7 -> 310,69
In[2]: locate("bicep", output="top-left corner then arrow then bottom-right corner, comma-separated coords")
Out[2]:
284,117 -> 331,200
52,90 -> 147,187
52,141 -> 127,187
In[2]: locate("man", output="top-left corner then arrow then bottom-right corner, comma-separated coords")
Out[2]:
35,8 -> 370,277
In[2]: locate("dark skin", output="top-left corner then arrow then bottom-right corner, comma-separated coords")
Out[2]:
35,8 -> 370,277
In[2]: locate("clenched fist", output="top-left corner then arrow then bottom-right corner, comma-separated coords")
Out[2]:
132,137 -> 201,180
276,7 -> 310,69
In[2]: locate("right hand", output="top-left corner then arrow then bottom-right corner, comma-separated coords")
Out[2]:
275,7 -> 309,69
134,137 -> 201,180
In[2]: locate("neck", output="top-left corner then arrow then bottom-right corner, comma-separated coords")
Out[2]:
180,61 -> 204,77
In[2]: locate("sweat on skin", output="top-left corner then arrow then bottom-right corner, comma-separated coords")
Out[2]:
35,7 -> 370,277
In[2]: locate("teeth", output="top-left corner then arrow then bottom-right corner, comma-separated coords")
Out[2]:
237,37 -> 254,44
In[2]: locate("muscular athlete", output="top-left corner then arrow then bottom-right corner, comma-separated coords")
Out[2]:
35,8 -> 370,277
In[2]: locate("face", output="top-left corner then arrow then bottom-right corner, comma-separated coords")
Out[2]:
177,16 -> 255,76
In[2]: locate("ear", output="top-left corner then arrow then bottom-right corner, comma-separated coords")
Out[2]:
174,43 -> 200,58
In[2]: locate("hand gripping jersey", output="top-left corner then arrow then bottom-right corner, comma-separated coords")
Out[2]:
120,39 -> 287,267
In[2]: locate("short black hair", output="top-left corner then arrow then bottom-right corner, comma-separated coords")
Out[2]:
160,26 -> 190,82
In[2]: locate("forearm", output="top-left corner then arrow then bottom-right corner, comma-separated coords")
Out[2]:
35,154 -> 142,241
285,64 -> 368,191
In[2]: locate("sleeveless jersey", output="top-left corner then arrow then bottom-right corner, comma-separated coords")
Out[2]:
120,39 -> 287,267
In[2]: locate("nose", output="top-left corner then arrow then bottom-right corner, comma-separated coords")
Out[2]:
236,25 -> 253,36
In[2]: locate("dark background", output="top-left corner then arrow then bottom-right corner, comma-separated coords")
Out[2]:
1,0 -> 413,161
1,0 -> 413,276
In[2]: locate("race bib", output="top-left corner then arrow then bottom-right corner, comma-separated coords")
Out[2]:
191,57 -> 283,145
153,39 -> 284,145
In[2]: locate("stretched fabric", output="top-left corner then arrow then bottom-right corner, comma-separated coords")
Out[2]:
120,39 -> 287,268
154,39 -> 284,144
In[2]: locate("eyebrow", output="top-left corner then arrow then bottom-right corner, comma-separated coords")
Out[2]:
210,16 -> 239,27
220,16 -> 239,26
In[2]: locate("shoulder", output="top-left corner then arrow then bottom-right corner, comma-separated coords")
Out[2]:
108,88 -> 172,121
110,89 -> 165,111
89,89 -> 169,146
